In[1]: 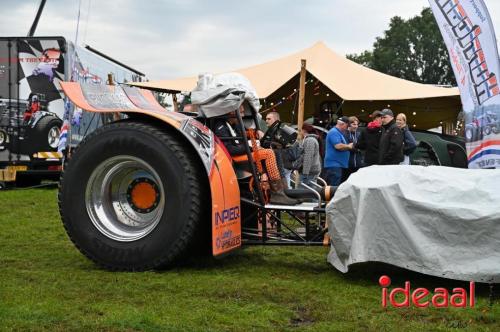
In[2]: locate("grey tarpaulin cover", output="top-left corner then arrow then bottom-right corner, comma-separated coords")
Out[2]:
326,165 -> 500,282
190,72 -> 261,118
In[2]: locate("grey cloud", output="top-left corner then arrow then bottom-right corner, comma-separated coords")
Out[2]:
1,0 -> 499,79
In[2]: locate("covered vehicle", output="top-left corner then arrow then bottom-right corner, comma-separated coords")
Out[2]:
326,165 -> 500,283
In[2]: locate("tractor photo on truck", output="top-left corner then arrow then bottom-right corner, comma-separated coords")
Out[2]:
0,95 -> 62,155
0,36 -> 145,188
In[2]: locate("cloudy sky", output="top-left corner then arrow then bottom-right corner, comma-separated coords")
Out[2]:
2,0 -> 500,80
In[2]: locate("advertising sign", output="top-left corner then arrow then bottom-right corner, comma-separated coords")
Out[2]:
429,0 -> 500,168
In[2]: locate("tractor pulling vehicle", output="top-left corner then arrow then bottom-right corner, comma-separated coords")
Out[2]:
58,78 -> 334,271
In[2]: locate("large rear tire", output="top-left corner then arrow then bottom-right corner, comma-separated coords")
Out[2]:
58,121 -> 209,271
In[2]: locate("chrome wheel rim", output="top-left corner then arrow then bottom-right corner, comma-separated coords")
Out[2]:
0,130 -> 6,145
85,155 -> 165,242
465,129 -> 472,141
48,126 -> 61,149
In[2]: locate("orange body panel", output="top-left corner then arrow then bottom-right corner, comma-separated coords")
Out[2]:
210,143 -> 242,256
59,82 -> 185,128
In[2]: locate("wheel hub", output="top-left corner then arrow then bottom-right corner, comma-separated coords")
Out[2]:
127,177 -> 160,213
48,126 -> 60,149
0,130 -> 6,145
85,155 -> 165,242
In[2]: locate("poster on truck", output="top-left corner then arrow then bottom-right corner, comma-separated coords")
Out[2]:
0,37 -> 146,175
0,37 -> 66,158
0,37 -> 144,188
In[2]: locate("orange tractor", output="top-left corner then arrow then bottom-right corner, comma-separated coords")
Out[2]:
58,77 -> 334,271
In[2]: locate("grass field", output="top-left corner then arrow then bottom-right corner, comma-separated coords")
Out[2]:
0,187 -> 499,331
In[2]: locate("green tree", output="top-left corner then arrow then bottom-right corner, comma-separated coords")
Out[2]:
347,8 -> 455,86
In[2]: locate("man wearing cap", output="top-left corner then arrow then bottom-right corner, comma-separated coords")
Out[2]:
355,110 -> 383,166
378,108 -> 404,165
324,116 -> 353,186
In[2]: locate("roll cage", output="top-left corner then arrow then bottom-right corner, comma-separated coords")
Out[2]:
197,105 -> 331,246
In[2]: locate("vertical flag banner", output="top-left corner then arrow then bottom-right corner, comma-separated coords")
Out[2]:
429,0 -> 500,168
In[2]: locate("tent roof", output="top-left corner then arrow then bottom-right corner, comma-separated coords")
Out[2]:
131,41 -> 459,101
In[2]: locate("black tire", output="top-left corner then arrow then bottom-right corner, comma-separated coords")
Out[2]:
483,126 -> 491,136
58,120 -> 209,271
29,115 -> 62,152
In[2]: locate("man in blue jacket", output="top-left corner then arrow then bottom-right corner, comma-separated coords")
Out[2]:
324,116 -> 353,186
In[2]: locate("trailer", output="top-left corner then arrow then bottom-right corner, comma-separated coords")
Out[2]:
0,36 -> 145,188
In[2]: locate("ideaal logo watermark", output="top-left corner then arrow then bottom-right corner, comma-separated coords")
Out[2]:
379,275 -> 475,308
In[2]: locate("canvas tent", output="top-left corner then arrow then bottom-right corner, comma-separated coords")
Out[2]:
131,42 -> 461,130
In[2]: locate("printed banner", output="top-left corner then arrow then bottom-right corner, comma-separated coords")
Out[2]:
428,0 -> 500,168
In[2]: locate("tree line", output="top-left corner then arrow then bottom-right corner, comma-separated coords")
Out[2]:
346,8 -> 455,86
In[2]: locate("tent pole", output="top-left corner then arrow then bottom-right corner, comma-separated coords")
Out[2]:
297,59 -> 306,139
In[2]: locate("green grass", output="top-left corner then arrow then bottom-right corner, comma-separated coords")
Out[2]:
0,188 -> 499,331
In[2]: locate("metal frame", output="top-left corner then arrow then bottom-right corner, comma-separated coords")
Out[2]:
241,197 -> 328,246
215,107 -> 329,246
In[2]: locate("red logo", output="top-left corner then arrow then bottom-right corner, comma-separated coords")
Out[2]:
379,275 -> 475,308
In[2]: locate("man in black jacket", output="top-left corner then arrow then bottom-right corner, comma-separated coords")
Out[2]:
378,109 -> 404,165
355,110 -> 382,166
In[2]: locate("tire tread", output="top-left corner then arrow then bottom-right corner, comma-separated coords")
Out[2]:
58,120 -> 208,271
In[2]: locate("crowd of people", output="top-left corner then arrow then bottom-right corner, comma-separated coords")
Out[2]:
210,103 -> 417,205
324,109 -> 417,186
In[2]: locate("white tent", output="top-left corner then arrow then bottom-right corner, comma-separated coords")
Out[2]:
132,42 -> 461,129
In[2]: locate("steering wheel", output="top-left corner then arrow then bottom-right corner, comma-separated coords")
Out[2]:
260,120 -> 281,148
